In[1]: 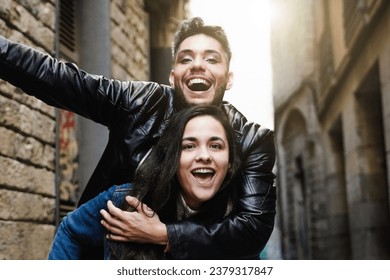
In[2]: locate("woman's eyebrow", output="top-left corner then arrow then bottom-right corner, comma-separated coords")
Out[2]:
209,136 -> 225,142
182,136 -> 197,142
182,136 -> 225,142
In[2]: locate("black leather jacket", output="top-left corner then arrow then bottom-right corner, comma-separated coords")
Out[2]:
0,36 -> 276,259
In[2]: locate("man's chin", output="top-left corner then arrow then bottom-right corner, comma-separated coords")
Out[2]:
188,99 -> 210,105
174,94 -> 208,109
174,89 -> 224,109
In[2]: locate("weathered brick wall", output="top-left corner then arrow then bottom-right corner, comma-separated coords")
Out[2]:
0,0 -> 187,260
0,0 -> 57,259
0,0 -> 151,259
273,0 -> 390,259
110,0 -> 150,81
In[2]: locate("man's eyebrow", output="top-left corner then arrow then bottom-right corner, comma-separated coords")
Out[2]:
177,49 -> 223,56
177,49 -> 193,55
204,50 -> 223,57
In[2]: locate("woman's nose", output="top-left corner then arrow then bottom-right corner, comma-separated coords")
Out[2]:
195,148 -> 212,162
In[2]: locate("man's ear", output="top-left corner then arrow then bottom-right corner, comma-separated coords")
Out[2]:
169,70 -> 175,88
226,71 -> 234,90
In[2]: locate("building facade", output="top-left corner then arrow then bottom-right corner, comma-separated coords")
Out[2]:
271,0 -> 390,259
0,0 -> 187,259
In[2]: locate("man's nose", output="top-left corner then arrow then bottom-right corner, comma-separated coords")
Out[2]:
191,56 -> 206,70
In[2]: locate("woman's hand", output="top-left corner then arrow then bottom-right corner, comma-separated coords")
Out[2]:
100,196 -> 168,246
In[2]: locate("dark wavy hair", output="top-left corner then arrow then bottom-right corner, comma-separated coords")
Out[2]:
108,105 -> 241,259
172,17 -> 232,64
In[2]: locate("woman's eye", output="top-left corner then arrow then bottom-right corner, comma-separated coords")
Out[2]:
210,144 -> 222,150
182,144 -> 195,150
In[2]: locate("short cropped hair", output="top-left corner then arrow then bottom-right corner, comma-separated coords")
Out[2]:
172,17 -> 232,63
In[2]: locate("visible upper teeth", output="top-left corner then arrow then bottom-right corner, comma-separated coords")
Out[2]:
188,78 -> 208,86
193,168 -> 214,174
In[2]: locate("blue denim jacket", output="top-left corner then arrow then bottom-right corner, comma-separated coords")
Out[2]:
48,184 -> 132,259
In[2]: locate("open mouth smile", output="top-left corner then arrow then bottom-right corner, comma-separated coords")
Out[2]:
186,78 -> 212,91
191,168 -> 215,182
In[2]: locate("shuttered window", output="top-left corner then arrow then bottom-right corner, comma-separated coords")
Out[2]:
59,0 -> 78,61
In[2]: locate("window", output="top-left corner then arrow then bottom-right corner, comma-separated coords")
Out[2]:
59,0 -> 78,61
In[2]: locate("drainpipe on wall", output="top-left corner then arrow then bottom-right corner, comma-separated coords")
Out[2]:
54,0 -> 61,228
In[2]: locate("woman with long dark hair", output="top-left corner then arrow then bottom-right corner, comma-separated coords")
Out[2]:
49,104 -> 241,259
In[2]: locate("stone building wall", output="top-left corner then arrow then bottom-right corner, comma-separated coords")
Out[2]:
0,0 -> 187,259
0,0 -> 57,260
271,0 -> 390,259
110,0 -> 150,81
